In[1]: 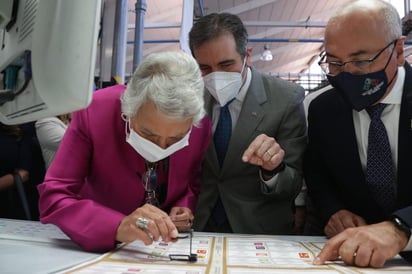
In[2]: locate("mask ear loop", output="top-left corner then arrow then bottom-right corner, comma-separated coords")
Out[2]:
240,55 -> 247,75
238,55 -> 248,89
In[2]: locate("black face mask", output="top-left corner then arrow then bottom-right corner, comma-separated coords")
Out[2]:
327,48 -> 397,111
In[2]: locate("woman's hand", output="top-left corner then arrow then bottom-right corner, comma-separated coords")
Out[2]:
169,206 -> 194,231
116,204 -> 178,245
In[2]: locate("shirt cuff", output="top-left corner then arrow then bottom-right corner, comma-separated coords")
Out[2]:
259,170 -> 280,189
403,229 -> 412,251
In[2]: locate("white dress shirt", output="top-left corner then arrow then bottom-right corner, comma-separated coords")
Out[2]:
35,117 -> 68,168
353,66 -> 412,250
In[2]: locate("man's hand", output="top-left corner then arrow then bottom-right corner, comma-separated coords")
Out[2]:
242,133 -> 284,171
169,206 -> 194,231
325,209 -> 367,237
314,221 -> 409,268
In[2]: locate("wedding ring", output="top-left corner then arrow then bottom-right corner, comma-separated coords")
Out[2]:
147,232 -> 154,241
136,217 -> 150,230
266,150 -> 273,157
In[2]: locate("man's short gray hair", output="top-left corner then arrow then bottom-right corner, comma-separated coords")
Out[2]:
121,51 -> 205,126
332,0 -> 401,42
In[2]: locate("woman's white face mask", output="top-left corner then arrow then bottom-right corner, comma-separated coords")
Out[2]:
203,57 -> 247,106
125,119 -> 191,163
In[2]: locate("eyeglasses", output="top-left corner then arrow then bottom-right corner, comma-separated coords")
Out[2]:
169,229 -> 198,262
318,39 -> 397,76
142,161 -> 159,207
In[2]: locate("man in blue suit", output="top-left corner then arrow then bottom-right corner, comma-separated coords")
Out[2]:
304,0 -> 412,268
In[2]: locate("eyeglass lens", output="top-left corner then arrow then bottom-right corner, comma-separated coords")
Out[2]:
319,39 -> 396,75
142,162 -> 159,206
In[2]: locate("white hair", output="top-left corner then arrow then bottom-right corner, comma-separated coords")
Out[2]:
121,51 -> 205,126
331,0 -> 401,42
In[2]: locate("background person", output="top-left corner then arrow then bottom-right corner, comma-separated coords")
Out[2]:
37,51 -> 212,252
0,122 -> 45,220
35,113 -> 71,169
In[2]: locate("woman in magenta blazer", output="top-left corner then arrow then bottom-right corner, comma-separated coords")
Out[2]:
37,52 -> 211,252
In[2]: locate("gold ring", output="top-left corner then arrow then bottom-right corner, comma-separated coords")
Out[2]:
266,150 -> 272,157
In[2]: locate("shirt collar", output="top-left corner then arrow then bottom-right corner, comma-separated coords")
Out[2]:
381,66 -> 404,105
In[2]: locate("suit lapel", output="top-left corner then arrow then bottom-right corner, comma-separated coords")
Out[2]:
222,69 -> 266,172
397,63 -> 412,206
324,90 -> 367,189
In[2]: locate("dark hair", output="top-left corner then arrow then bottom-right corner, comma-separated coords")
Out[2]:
189,13 -> 248,58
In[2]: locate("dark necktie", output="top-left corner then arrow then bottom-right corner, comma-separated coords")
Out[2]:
365,103 -> 396,212
214,100 -> 234,166
212,99 -> 234,226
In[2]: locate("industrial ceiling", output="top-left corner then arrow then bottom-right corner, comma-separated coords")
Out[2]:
109,0 -> 410,90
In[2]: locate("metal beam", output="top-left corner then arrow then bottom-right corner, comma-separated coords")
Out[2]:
180,0 -> 194,54
99,0 -> 116,84
112,0 -> 128,84
127,21 -> 327,30
244,21 -> 326,28
222,0 -> 279,15
128,22 -> 180,29
133,0 -> 146,71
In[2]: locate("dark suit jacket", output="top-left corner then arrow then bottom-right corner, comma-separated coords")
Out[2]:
193,68 -> 307,234
304,63 -> 412,261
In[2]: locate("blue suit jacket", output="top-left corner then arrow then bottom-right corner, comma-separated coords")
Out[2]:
304,62 -> 412,261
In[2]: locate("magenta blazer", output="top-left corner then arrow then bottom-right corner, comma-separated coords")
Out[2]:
37,85 -> 211,252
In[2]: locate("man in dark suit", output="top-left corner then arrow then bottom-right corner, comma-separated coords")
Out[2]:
304,0 -> 412,268
188,13 -> 307,235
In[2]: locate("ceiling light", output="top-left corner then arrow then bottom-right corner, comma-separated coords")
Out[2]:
260,44 -> 273,61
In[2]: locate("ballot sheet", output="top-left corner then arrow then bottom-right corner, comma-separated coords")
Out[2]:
62,234 -> 412,274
